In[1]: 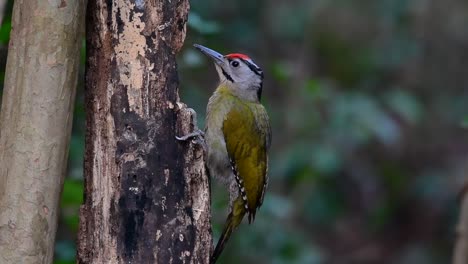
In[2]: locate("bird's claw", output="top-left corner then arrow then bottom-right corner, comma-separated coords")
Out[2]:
176,108 -> 207,150
175,130 -> 205,141
176,129 -> 207,151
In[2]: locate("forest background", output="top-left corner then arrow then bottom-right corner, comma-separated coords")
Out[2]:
0,0 -> 467,263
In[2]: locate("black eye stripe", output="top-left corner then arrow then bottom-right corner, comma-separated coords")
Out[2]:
221,68 -> 234,82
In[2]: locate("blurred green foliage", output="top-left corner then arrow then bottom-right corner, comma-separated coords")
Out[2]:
0,0 -> 466,263
180,1 -> 467,263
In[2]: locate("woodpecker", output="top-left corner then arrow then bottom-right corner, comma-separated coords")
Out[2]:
186,44 -> 272,263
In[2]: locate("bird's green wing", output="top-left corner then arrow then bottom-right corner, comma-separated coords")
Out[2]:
222,102 -> 270,222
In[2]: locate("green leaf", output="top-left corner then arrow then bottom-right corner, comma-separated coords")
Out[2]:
0,21 -> 11,45
61,179 -> 83,206
270,62 -> 290,83
305,79 -> 321,94
63,214 -> 80,231
461,116 -> 468,128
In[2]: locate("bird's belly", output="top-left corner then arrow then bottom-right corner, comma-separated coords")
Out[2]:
205,130 -> 232,185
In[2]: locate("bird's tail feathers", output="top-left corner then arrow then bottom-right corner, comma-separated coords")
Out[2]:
211,197 -> 246,264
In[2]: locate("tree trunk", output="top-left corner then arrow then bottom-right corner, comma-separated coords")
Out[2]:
454,190 -> 468,264
0,0 -> 8,26
0,0 -> 85,263
77,1 -> 211,263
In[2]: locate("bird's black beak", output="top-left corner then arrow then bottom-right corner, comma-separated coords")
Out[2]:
193,44 -> 224,66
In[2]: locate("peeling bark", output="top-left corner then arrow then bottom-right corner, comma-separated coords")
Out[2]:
0,0 -> 85,263
77,1 -> 211,263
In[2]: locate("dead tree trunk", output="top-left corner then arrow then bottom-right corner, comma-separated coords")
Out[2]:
77,1 -> 211,263
0,0 -> 85,263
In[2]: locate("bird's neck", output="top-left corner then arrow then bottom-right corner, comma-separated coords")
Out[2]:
216,81 -> 260,103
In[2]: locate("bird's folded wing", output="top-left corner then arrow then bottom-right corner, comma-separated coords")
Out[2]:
222,103 -> 269,221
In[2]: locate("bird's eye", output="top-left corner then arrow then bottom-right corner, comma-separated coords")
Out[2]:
231,61 -> 239,67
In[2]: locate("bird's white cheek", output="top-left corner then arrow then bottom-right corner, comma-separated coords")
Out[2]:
215,66 -> 228,82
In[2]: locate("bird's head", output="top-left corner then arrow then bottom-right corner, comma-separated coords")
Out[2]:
194,44 -> 264,102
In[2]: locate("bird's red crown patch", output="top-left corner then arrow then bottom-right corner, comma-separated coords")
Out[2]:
226,53 -> 251,60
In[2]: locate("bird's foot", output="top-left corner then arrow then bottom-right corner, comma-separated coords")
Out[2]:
176,129 -> 206,150
176,129 -> 205,141
176,108 -> 206,151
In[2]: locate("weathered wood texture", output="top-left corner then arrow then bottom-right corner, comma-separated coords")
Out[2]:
0,0 -> 85,263
77,1 -> 211,263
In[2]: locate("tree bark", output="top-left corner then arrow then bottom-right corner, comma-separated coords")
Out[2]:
0,0 -> 85,263
454,189 -> 468,264
77,1 -> 211,263
0,0 -> 8,26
